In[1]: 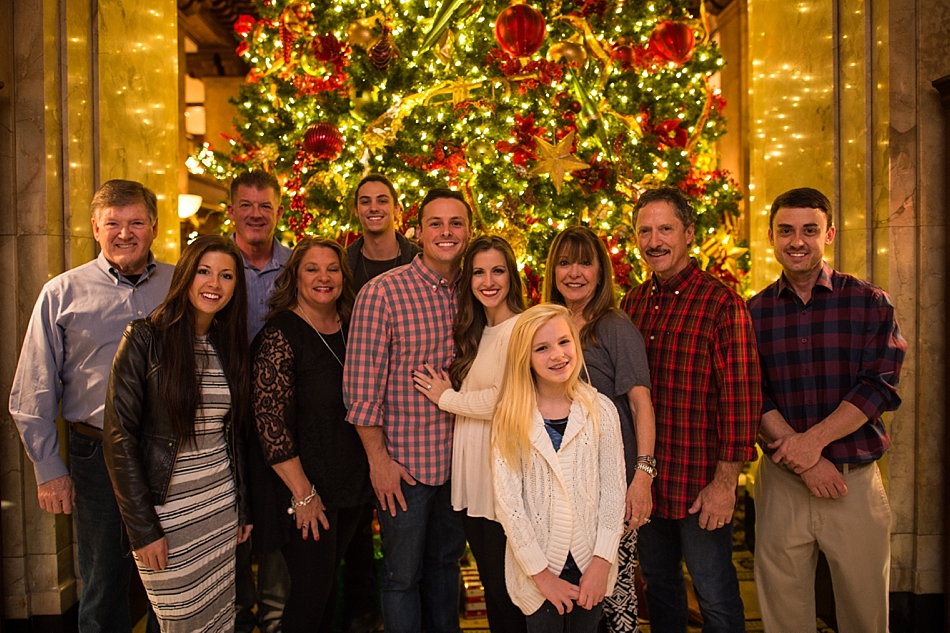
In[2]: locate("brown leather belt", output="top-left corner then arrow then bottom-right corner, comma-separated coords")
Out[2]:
833,461 -> 872,475
71,422 -> 103,441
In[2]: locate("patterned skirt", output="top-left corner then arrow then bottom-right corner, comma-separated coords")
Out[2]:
603,529 -> 640,633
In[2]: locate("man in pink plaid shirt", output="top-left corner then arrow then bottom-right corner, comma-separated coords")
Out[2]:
344,188 -> 473,633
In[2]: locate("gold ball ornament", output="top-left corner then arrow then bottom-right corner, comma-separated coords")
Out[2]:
547,41 -> 587,68
348,85 -> 379,119
346,22 -> 377,49
465,139 -> 496,163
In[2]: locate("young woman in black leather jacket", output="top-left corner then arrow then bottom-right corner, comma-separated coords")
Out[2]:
104,235 -> 252,632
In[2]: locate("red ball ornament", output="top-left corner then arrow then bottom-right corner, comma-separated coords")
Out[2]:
611,44 -> 634,69
494,3 -> 546,58
303,123 -> 344,161
648,20 -> 695,65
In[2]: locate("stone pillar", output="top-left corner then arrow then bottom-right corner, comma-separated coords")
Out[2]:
885,2 -> 947,626
0,0 -> 180,622
934,71 -> 950,632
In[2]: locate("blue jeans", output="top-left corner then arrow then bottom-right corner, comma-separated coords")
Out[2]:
374,480 -> 465,633
526,601 -> 603,633
525,558 -> 603,633
637,514 -> 744,633
70,429 -> 135,633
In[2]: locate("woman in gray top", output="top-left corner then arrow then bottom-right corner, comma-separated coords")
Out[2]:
543,226 -> 656,633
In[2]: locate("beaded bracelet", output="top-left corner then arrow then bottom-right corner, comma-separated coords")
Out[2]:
287,485 -> 318,515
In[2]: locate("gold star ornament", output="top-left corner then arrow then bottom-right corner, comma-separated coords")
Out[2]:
528,131 -> 590,194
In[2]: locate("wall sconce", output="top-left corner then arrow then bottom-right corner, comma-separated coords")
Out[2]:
184,106 -> 207,135
178,193 -> 203,219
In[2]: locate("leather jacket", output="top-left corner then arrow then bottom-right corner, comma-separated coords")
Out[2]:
103,319 -> 250,551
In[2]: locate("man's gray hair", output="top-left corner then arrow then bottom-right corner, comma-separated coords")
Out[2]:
91,180 -> 158,224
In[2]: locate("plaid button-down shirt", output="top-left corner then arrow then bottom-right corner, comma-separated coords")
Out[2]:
748,262 -> 906,464
623,259 -> 760,520
344,256 -> 459,486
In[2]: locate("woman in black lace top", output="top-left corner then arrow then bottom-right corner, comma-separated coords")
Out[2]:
251,237 -> 372,633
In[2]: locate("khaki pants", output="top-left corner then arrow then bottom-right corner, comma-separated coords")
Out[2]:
753,456 -> 891,633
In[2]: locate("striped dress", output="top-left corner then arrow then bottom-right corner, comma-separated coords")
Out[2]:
137,337 -> 238,632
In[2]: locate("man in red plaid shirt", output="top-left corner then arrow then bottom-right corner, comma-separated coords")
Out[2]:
344,188 -> 472,633
622,187 -> 760,633
749,188 -> 905,632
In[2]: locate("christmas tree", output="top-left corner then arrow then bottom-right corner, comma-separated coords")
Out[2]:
187,0 -> 748,300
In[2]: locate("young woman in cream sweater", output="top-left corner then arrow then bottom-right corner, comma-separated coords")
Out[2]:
491,304 -> 626,632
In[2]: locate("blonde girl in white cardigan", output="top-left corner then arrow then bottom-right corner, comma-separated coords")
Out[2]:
491,304 -> 626,632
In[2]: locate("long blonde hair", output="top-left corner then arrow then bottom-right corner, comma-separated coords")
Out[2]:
491,304 -> 601,467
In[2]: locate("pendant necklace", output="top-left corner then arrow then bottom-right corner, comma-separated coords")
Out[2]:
297,307 -> 347,368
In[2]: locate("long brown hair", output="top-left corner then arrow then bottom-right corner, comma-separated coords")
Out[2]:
266,237 -> 356,325
148,236 -> 249,441
448,236 -> 526,389
542,226 -> 616,347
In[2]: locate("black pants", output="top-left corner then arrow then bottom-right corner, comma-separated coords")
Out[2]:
341,502 -> 381,623
462,513 -> 528,633
281,505 -> 364,633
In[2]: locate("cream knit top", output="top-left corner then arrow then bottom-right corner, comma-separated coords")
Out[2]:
492,389 -> 626,615
439,316 -> 518,520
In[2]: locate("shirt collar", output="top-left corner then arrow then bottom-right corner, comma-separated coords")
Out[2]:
410,254 -> 457,289
651,257 -> 701,293
776,261 -> 834,298
231,235 -> 288,272
97,251 -> 158,285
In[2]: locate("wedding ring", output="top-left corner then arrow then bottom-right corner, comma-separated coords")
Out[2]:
426,383 -> 431,390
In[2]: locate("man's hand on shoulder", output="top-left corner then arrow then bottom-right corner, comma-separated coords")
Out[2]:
800,458 -> 848,499
37,475 -> 76,514
369,456 -> 416,517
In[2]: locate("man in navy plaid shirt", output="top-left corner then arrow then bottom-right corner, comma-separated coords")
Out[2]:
749,187 -> 906,633
345,188 -> 472,633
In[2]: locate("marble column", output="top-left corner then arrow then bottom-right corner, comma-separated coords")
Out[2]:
0,0 -> 180,620
885,0 -> 948,600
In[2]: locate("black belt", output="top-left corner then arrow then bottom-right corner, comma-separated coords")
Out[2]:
71,422 -> 103,441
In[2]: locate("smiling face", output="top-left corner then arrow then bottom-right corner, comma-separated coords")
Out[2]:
470,248 -> 511,312
188,251 -> 238,334
92,202 -> 158,276
356,180 -> 398,237
636,200 -> 695,281
418,197 -> 471,275
554,245 -> 601,313
769,206 -> 835,279
296,245 -> 344,313
228,184 -> 283,251
530,317 -> 577,390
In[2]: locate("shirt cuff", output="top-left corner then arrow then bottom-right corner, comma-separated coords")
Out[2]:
346,401 -> 384,427
34,455 -> 70,486
593,525 -> 624,565
717,444 -> 757,463
843,388 -> 887,423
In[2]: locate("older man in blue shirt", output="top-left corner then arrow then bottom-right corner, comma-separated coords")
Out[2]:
227,170 -> 293,633
9,180 -> 174,632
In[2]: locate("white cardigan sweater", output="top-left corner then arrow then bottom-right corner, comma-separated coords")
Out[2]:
492,390 -> 626,615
